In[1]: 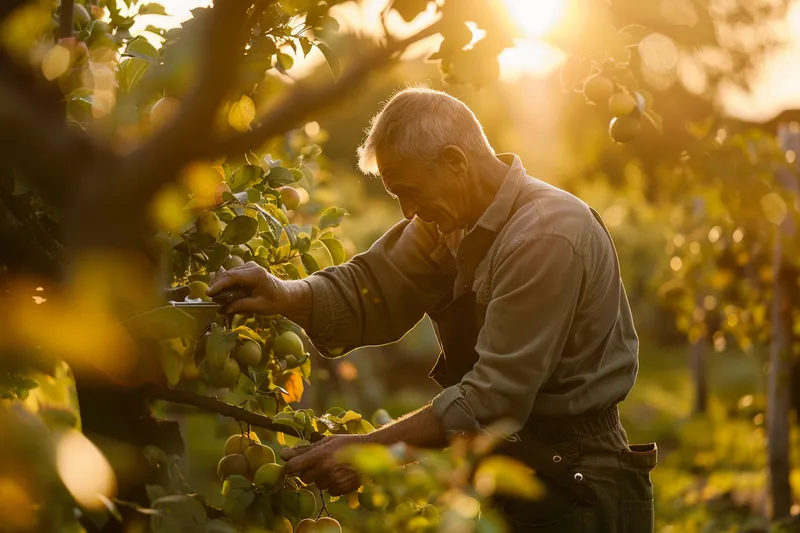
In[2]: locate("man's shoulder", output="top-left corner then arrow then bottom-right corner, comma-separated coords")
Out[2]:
504,176 -> 594,248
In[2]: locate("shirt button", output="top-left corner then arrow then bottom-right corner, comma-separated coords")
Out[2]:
463,283 -> 468,289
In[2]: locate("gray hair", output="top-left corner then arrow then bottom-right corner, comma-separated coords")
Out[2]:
356,87 -> 495,176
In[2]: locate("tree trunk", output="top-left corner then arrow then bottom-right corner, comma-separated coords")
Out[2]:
767,123 -> 799,519
690,335 -> 708,415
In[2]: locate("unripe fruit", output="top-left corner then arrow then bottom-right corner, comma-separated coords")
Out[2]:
298,488 -> 317,518
150,97 -> 180,128
223,254 -> 245,270
90,5 -> 105,19
234,340 -> 262,367
244,443 -> 276,473
73,4 -> 91,26
609,115 -> 641,143
205,358 -> 240,387
217,454 -> 249,480
196,211 -> 223,239
608,92 -> 637,116
224,432 -> 260,456
314,517 -> 342,533
230,244 -> 250,258
271,516 -> 293,533
583,74 -> 614,104
273,331 -> 304,359
280,187 -> 301,210
188,280 -> 210,301
253,463 -> 285,488
358,484 -> 389,511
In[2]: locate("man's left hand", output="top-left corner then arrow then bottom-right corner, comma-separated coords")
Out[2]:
281,434 -> 362,496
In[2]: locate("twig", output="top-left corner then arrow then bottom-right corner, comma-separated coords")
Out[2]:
60,0 -> 74,39
213,20 -> 443,157
144,384 -> 305,437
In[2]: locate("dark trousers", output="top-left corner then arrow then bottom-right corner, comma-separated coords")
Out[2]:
493,419 -> 656,532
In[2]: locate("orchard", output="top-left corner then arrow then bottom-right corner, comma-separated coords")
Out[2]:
0,0 -> 799,532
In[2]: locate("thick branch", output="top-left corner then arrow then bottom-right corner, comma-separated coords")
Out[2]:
215,21 -> 443,156
144,384 -> 321,440
120,0 -> 255,207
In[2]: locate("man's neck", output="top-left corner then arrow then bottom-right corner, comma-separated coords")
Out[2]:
465,155 -> 511,229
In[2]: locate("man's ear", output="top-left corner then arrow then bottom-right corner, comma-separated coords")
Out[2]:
441,145 -> 468,175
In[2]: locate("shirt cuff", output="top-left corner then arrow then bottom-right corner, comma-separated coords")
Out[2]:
431,385 -> 480,438
302,275 -> 334,342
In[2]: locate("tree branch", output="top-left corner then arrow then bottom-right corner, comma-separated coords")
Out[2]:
119,0 -> 256,207
214,20 -> 443,157
144,384 -> 322,441
60,0 -> 74,39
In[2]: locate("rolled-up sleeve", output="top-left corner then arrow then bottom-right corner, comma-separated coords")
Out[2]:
303,217 -> 453,357
431,235 -> 584,435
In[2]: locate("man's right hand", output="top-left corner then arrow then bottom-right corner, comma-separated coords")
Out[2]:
206,261 -> 305,318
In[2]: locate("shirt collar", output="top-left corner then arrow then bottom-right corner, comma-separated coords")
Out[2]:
474,153 -> 527,233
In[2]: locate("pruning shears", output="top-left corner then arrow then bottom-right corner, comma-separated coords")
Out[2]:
167,284 -> 251,331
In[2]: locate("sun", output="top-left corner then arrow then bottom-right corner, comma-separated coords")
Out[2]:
502,0 -> 566,37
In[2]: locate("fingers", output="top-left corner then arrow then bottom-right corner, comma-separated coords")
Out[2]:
285,448 -> 322,475
328,476 -> 360,497
280,441 -> 314,462
206,262 -> 262,296
225,296 -> 264,315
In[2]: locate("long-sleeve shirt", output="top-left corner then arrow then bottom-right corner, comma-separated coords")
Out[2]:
302,154 -> 640,435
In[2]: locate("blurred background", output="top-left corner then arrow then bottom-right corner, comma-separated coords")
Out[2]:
139,0 -> 800,530
2,0 -> 800,531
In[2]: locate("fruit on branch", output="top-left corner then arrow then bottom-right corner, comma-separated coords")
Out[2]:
608,91 -> 637,116
230,244 -> 251,260
150,96 -> 181,128
273,331 -> 304,359
73,4 -> 91,26
296,517 -> 342,533
243,443 -> 276,473
582,74 -> 614,104
234,339 -> 262,367
224,432 -> 261,455
298,488 -> 317,518
203,358 -> 240,388
196,212 -> 224,240
358,484 -> 389,511
223,255 -> 246,270
188,280 -> 210,301
270,516 -> 293,533
280,187 -> 302,210
609,114 -> 642,143
253,463 -> 285,488
218,454 -> 249,480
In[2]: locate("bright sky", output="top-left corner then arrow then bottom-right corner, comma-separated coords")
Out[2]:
140,0 -> 800,123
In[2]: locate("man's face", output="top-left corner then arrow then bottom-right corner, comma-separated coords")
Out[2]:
376,147 -> 467,234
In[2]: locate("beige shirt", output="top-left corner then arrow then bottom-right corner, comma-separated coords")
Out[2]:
303,154 -> 639,435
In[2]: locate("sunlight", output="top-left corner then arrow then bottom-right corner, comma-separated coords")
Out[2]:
502,0 -> 566,37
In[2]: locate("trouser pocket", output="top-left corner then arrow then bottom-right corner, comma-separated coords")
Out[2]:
618,443 -> 657,533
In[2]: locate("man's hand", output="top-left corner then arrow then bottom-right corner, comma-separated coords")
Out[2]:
281,435 -> 362,496
206,262 -> 312,325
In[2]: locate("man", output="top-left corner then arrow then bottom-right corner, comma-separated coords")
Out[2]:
207,88 -> 657,532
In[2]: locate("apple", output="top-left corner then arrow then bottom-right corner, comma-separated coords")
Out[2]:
223,432 -> 260,456
217,454 -> 248,480
273,331 -> 304,359
244,443 -> 276,473
223,254 -> 245,270
280,187 -> 302,210
234,339 -> 262,367
196,211 -> 223,240
253,463 -> 285,488
583,74 -> 614,104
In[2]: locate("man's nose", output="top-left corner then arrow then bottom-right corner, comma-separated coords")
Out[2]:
400,199 -> 418,220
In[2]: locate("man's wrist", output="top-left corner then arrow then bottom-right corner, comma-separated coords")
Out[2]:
280,279 -> 313,327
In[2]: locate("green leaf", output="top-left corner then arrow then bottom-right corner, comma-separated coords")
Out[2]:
321,238 -> 345,265
206,243 -> 232,271
221,216 -> 258,245
319,206 -> 347,229
139,3 -> 168,15
121,306 -> 197,339
315,42 -> 341,80
230,164 -> 262,192
301,253 -> 320,274
206,324 -> 238,366
151,495 -> 207,533
145,485 -> 167,503
266,166 -> 295,188
126,36 -> 159,61
276,52 -> 294,71
299,37 -> 313,57
246,187 -> 262,203
294,232 -> 311,254
119,58 -> 150,92
158,342 -> 183,386
221,475 -> 253,496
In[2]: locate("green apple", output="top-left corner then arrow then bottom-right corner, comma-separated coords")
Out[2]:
273,331 -> 304,359
234,339 -> 262,367
358,484 -> 388,511
223,432 -> 260,456
196,211 -> 223,240
280,187 -> 302,210
298,488 -> 317,518
217,454 -> 248,480
222,255 -> 245,270
244,443 -> 276,473
253,463 -> 285,488
188,280 -> 210,301
271,516 -> 293,533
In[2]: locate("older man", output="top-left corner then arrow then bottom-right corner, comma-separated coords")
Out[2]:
207,88 -> 656,532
